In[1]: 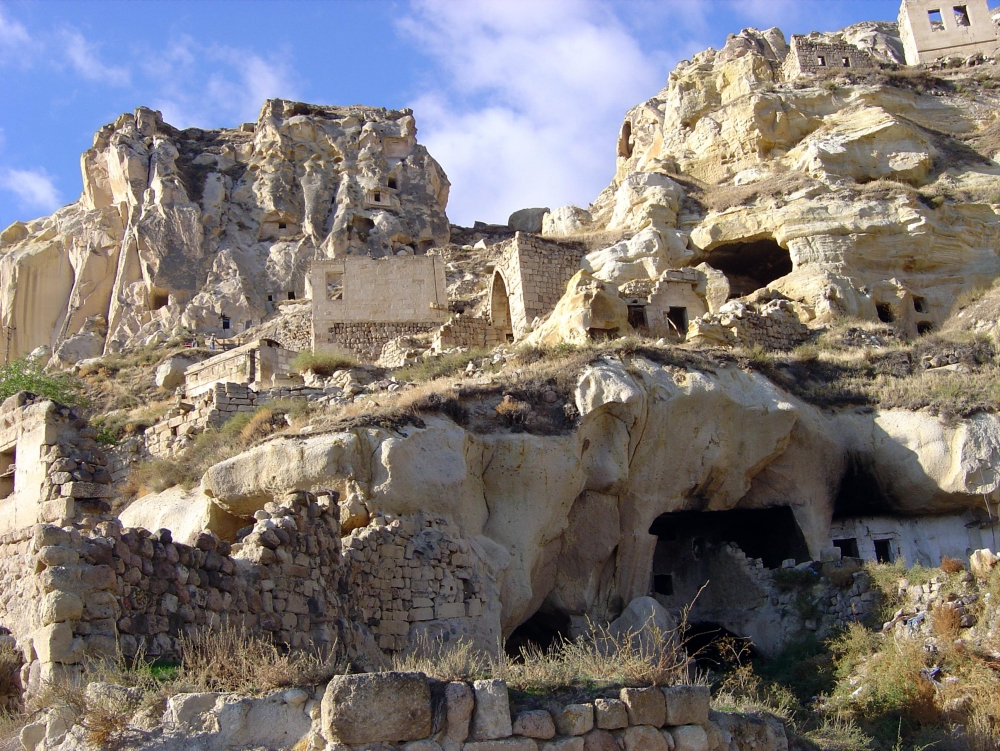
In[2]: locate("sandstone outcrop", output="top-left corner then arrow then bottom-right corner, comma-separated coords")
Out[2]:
0,101 -> 450,359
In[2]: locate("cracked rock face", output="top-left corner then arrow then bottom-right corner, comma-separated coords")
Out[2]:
164,356 -> 1000,639
0,100 -> 451,359
543,23 -> 1000,333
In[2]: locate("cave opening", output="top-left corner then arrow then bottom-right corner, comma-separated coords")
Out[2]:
705,238 -> 792,299
505,608 -> 571,657
833,454 -> 894,518
649,507 -> 810,614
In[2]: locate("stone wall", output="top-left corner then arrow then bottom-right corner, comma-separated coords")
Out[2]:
0,394 -> 113,535
899,0 -> 998,65
23,669 -> 789,751
491,234 -> 588,341
319,321 -> 439,362
310,256 -> 449,358
688,299 -> 809,350
781,35 -> 878,78
184,339 -> 297,398
8,497 -> 501,701
433,315 -> 505,351
340,514 -> 499,651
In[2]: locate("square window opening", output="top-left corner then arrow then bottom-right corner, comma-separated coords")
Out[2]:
221,316 -> 231,331
653,574 -> 674,596
913,295 -> 928,314
876,304 -> 895,323
0,446 -> 14,499
278,222 -> 287,230
326,272 -> 344,301
387,177 -> 398,190
842,57 -> 851,67
954,5 -> 970,26
928,8 -> 944,30
833,537 -> 860,558
287,291 -> 296,301
874,538 -> 894,563
816,55 -> 826,66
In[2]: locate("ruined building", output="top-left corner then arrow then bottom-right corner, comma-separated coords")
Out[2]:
898,0 -> 999,63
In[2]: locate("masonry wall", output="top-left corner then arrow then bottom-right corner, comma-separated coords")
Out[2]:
319,321 -> 440,362
689,299 -> 809,350
491,234 -> 587,341
830,512 -> 989,567
0,395 -> 113,536
645,271 -> 709,338
433,314 -> 505,351
184,339 -> 296,398
781,35 -> 877,78
899,0 -> 997,64
10,497 -> 500,699
310,256 -> 448,331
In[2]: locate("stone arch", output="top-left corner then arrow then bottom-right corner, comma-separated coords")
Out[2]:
489,271 -> 514,342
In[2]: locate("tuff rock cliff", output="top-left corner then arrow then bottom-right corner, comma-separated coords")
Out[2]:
0,101 -> 450,361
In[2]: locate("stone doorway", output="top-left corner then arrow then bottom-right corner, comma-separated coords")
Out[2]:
490,273 -> 514,343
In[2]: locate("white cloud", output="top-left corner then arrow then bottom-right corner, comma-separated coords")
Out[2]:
0,4 -> 35,63
146,37 -> 300,129
398,0 -> 688,225
0,168 -> 62,212
60,29 -> 130,86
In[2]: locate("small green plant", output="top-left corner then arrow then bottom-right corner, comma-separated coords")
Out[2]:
0,359 -> 81,405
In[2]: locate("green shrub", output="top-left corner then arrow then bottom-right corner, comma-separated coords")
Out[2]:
0,359 -> 81,405
290,351 -> 357,377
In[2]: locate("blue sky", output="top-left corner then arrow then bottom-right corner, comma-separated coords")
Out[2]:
0,0 -> 902,230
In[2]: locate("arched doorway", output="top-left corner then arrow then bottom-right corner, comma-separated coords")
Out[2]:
490,272 -> 515,342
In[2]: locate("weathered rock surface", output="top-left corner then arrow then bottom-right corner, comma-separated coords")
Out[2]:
0,101 -> 450,358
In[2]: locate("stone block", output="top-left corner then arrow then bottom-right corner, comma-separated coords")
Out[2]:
32,622 -> 82,664
513,710 -> 555,739
541,738 -> 584,751
471,679 -> 512,740
445,680 -> 474,741
465,740 -> 538,751
623,725 -> 668,751
584,729 -> 619,751
621,688 -> 665,727
594,698 -> 627,730
665,726 -> 707,751
60,482 -> 113,499
662,686 -> 709,727
322,671 -> 431,744
555,704 -> 594,736
39,591 -> 83,625
166,692 -> 223,730
37,546 -> 79,568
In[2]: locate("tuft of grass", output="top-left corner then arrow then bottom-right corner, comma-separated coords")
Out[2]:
290,350 -> 357,377
940,556 -> 965,574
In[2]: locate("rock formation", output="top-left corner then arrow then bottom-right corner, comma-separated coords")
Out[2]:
0,101 -> 450,360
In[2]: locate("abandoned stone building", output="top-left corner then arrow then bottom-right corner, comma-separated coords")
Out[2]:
309,255 -> 449,360
781,33 -> 879,78
183,339 -> 297,398
489,233 -> 589,342
0,394 -> 112,536
898,0 -> 999,64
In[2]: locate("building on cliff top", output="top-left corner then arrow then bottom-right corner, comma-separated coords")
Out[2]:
898,0 -> 999,64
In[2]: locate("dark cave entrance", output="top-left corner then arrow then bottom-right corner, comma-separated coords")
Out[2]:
833,454 -> 894,518
685,621 -> 755,670
705,238 -> 793,299
506,608 -> 571,657
649,507 -> 810,610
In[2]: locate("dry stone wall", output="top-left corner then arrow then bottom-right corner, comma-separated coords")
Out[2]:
434,315 -> 505,351
320,321 -> 439,361
4,493 -> 501,700
689,300 -> 808,350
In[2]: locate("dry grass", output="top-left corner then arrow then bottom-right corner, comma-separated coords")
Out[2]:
930,603 -> 963,640
940,556 -> 965,574
701,171 -> 816,213
290,350 -> 357,377
392,614 -> 691,695
178,626 -> 340,693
